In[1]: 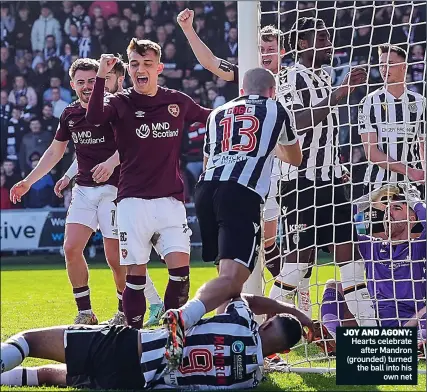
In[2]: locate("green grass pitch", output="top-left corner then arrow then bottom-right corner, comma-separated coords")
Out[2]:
1,259 -> 425,391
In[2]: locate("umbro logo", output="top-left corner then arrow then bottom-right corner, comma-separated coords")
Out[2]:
135,111 -> 145,118
132,315 -> 142,322
68,120 -> 74,128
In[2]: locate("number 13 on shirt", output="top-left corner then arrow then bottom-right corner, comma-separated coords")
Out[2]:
220,115 -> 260,153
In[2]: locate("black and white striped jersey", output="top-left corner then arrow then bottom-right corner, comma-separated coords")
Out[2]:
358,87 -> 425,187
201,95 -> 297,200
275,62 -> 342,182
144,298 -> 263,390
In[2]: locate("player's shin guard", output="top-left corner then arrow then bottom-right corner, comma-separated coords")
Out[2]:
297,276 -> 312,318
1,334 -> 29,373
123,275 -> 146,328
145,272 -> 163,306
264,243 -> 281,278
0,367 -> 38,386
340,262 -> 376,326
164,266 -> 190,310
269,262 -> 307,305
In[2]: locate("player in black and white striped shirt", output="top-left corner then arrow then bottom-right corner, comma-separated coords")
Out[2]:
161,68 -> 302,367
1,295 -> 308,390
358,44 -> 426,235
271,17 -> 377,329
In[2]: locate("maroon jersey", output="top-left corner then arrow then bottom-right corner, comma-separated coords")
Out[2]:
86,77 -> 211,202
55,101 -> 119,187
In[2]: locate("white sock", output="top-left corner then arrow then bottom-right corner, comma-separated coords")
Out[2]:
340,262 -> 376,326
269,262 -> 308,304
1,367 -> 39,386
180,299 -> 206,329
1,334 -> 30,372
145,272 -> 163,306
297,277 -> 312,318
79,310 -> 93,315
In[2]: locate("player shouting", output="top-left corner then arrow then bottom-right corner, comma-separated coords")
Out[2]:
0,295 -> 309,390
10,59 -> 124,325
56,57 -> 165,327
85,39 -> 211,329
162,68 -> 303,368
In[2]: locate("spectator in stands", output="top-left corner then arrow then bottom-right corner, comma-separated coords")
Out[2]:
1,3 -> 15,46
43,76 -> 72,103
183,121 -> 206,187
31,5 -> 62,53
9,56 -> 36,82
109,17 -> 133,54
43,35 -> 60,61
24,152 -> 55,209
3,108 -> 27,162
143,18 -> 156,41
0,67 -> 10,91
31,62 -> 50,96
64,23 -> 81,56
1,89 -> 12,124
19,118 -> 53,177
2,159 -> 22,190
162,42 -> 185,90
219,26 -> 238,64
156,25 -> 168,48
16,95 -> 37,122
410,45 -> 425,94
0,173 -> 12,209
64,2 -> 91,35
134,24 -> 145,40
223,4 -> 237,40
50,87 -> 68,119
1,46 -> 13,74
56,0 -> 74,27
78,24 -> 101,58
352,22 -> 372,62
207,87 -> 226,109
8,75 -> 38,108
40,103 -> 59,134
14,5 -> 32,53
89,1 -> 119,20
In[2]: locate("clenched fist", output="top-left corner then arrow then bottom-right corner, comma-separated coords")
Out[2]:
98,54 -> 118,79
177,8 -> 195,31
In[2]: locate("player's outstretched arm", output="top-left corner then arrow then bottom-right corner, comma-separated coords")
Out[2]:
91,150 -> 120,183
242,294 -> 314,342
86,54 -> 119,125
177,8 -> 236,82
10,140 -> 68,204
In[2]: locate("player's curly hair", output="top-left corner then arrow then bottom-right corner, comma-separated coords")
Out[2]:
276,314 -> 303,351
288,17 -> 326,55
127,38 -> 161,60
378,44 -> 407,60
69,58 -> 100,79
260,25 -> 285,51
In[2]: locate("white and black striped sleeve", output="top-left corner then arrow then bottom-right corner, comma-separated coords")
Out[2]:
277,68 -> 304,109
417,98 -> 426,137
277,105 -> 297,146
358,96 -> 377,134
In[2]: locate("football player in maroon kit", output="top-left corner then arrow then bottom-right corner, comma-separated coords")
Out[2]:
10,59 -> 124,325
86,39 -> 211,329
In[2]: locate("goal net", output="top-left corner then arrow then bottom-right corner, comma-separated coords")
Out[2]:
239,0 -> 427,374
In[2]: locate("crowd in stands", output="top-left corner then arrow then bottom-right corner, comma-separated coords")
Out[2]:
1,1 -> 425,209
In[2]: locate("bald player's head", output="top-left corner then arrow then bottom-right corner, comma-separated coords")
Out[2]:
241,68 -> 276,98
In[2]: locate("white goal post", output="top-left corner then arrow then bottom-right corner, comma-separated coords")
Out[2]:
238,0 -> 427,375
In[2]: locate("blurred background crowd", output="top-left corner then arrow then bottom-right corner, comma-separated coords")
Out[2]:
1,1 -> 425,209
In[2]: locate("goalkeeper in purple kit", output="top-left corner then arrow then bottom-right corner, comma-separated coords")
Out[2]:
317,184 -> 426,355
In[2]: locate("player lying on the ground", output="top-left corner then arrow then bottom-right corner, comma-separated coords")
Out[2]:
162,67 -> 304,369
85,40 -> 212,329
317,183 -> 426,355
1,295 -> 309,390
358,44 -> 425,238
9,58 -> 126,326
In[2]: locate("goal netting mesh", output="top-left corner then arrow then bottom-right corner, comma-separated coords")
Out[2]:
242,0 -> 427,374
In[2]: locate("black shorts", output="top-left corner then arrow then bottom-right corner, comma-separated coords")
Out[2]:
279,178 -> 355,251
363,184 -> 425,234
195,181 -> 262,272
65,325 -> 144,390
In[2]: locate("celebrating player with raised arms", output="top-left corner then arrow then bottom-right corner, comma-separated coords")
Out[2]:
318,184 -> 426,356
55,57 -> 165,327
85,39 -> 211,329
0,294 -> 311,390
10,59 -> 124,326
162,67 -> 304,368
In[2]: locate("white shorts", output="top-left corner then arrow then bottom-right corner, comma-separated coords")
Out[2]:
264,158 -> 281,222
67,184 -> 118,239
117,197 -> 191,265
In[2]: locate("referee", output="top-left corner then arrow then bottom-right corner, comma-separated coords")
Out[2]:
274,17 -> 376,327
162,68 -> 302,359
358,44 -> 426,236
